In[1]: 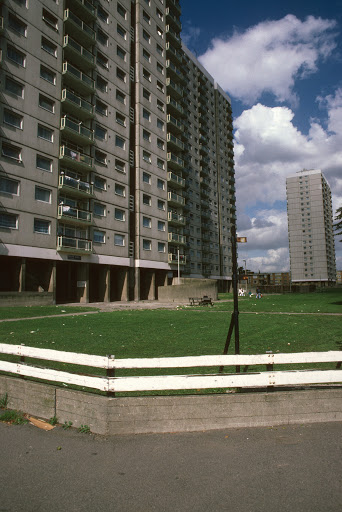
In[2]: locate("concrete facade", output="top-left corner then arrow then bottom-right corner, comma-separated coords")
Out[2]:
286,169 -> 336,285
0,0 -> 235,304
1,376 -> 341,435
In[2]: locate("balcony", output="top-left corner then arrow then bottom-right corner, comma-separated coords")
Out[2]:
200,177 -> 210,188
199,144 -> 208,155
168,253 -> 186,265
167,171 -> 185,188
167,152 -> 184,171
166,25 -> 181,47
168,232 -> 186,245
62,61 -> 95,94
0,17 -> 3,33
71,0 -> 97,22
166,59 -> 184,82
168,211 -> 185,226
63,9 -> 95,46
166,78 -> 183,99
200,187 -> 209,199
166,7 -> 182,31
63,35 -> 95,71
57,235 -> 92,254
59,145 -> 93,170
58,174 -> 94,198
61,89 -> 94,121
166,42 -> 183,66
60,116 -> 94,145
168,191 -> 185,206
167,132 -> 184,151
201,209 -> 210,219
201,199 -> 209,209
167,0 -> 181,16
167,114 -> 184,134
58,205 -> 92,225
167,96 -> 184,117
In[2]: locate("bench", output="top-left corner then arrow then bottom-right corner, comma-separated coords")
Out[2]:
189,296 -> 213,306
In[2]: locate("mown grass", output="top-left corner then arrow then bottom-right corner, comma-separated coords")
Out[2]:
0,305 -> 97,320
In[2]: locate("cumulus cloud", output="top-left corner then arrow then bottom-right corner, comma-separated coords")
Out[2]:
198,15 -> 337,105
238,248 -> 290,274
181,22 -> 201,49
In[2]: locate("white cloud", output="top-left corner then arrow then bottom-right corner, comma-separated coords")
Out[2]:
238,248 -> 290,274
198,15 -> 337,105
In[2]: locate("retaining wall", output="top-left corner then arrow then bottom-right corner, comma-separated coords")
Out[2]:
158,278 -> 218,303
0,292 -> 54,306
1,376 -> 341,435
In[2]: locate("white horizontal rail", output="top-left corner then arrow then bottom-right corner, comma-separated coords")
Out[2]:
0,360 -> 108,392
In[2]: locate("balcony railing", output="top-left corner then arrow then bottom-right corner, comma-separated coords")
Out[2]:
167,96 -> 184,116
167,114 -> 184,133
166,7 -> 182,31
57,235 -> 92,253
60,116 -> 94,144
63,35 -> 95,70
168,233 -> 186,244
166,78 -> 183,98
61,89 -> 94,120
166,25 -> 181,46
168,211 -> 185,225
62,62 -> 95,94
166,42 -> 183,65
72,0 -> 97,21
63,9 -> 95,46
0,17 -> 3,31
167,132 -> 184,151
59,145 -> 93,169
58,205 -> 92,224
167,171 -> 185,188
58,174 -> 93,196
166,60 -> 184,82
168,191 -> 185,206
167,152 -> 184,170
168,253 -> 186,264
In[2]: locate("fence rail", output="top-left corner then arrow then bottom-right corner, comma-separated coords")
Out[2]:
0,344 -> 341,394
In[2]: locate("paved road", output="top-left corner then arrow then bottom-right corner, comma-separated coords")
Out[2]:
1,421 -> 341,512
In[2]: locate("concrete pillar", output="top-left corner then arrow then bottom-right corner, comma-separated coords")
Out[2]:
164,272 -> 168,286
77,263 -> 89,303
19,258 -> 26,292
148,271 -> 156,300
120,269 -> 129,301
104,265 -> 110,303
49,261 -> 56,304
134,267 -> 140,301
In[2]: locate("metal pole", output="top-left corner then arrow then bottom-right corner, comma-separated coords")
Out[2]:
231,225 -> 240,372
177,246 -> 180,284
243,259 -> 247,294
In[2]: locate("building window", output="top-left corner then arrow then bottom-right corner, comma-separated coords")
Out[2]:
115,159 -> 126,173
117,24 -> 126,39
156,80 -> 164,93
7,45 -> 26,66
143,30 -> 151,43
115,135 -> 125,149
0,212 -> 18,229
35,186 -> 51,203
157,199 -> 165,210
157,99 -> 165,112
143,194 -> 151,206
157,158 -> 165,169
157,178 -> 165,190
143,88 -> 151,101
96,75 -> 108,93
4,109 -> 23,129
143,216 -> 151,228
116,67 -> 126,82
157,119 -> 164,131
95,150 -> 107,165
0,177 -> 19,195
97,52 -> 109,69
115,183 -> 125,196
117,46 -> 126,60
143,239 -> 151,251
41,37 -> 57,57
94,202 -> 106,217
158,242 -> 166,253
115,208 -> 125,221
143,10 -> 151,24
116,112 -> 126,126
97,29 -> 108,46
36,154 -> 52,172
143,108 -> 151,121
143,49 -> 151,62
143,129 -> 151,141
97,5 -> 109,23
114,234 -> 125,246
156,26 -> 163,38
34,218 -> 50,234
42,9 -> 58,31
143,172 -> 151,184
39,94 -> 55,113
156,62 -> 164,74
156,44 -> 163,57
8,13 -> 27,36
5,77 -> 24,97
143,151 -> 151,163
95,124 -> 107,140
116,90 -> 126,104
40,65 -> 56,85
158,221 -> 165,231
94,230 -> 105,243
117,3 -> 127,19
38,124 -> 53,142
94,176 -> 107,190
2,143 -> 22,162
157,138 -> 165,150
143,68 -> 151,82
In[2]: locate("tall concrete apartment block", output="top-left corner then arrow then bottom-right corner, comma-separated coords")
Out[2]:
286,169 -> 336,285
0,0 -> 235,303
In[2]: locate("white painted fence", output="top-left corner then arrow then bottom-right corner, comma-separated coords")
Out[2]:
0,343 -> 341,393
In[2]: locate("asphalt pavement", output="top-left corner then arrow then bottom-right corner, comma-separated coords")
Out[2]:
0,420 -> 341,511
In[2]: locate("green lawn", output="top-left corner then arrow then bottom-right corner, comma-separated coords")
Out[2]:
0,305 -> 97,320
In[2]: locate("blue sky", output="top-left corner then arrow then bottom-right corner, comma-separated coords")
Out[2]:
181,0 -> 342,273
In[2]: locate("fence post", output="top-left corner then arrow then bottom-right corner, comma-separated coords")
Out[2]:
106,355 -> 115,397
266,350 -> 274,392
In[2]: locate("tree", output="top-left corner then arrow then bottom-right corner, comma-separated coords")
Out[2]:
334,207 -> 342,241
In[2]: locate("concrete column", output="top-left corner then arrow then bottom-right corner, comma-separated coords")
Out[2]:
120,269 -> 129,301
164,272 -> 168,286
134,267 -> 140,301
104,265 -> 110,303
148,271 -> 156,300
19,258 -> 26,292
77,263 -> 89,303
49,261 -> 57,304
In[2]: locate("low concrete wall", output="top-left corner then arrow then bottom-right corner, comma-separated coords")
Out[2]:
158,278 -> 218,303
1,376 -> 341,435
0,292 -> 54,307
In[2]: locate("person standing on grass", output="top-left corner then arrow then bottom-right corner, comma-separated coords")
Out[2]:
256,288 -> 262,299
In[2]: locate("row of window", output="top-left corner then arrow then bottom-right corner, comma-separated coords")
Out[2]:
0,212 -> 51,234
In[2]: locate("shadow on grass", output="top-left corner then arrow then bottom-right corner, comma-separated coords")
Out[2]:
330,301 -> 342,306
